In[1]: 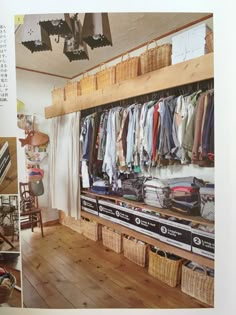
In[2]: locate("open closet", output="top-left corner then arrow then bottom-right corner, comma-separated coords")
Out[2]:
15,12 -> 214,309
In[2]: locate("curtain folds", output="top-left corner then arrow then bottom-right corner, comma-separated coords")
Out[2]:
49,112 -> 81,219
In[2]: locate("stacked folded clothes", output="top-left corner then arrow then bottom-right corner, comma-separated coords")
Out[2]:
143,178 -> 171,208
168,177 -> 203,216
122,177 -> 145,201
91,179 -> 110,195
200,184 -> 215,222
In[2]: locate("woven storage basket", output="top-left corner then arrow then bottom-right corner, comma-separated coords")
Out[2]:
0,272 -> 16,304
80,74 -> 97,95
140,43 -> 172,75
64,81 -> 81,101
102,226 -> 122,253
3,224 -> 14,237
123,236 -> 147,267
115,55 -> 140,83
81,218 -> 102,241
206,31 -> 213,53
96,65 -> 116,90
148,249 -> 184,287
181,263 -> 214,306
51,87 -> 65,105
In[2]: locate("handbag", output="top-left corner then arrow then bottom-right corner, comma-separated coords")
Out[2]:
30,180 -> 44,196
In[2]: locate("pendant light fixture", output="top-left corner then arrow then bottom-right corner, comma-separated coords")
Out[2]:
21,15 -> 52,53
39,14 -> 73,38
82,13 -> 112,49
63,18 -> 89,62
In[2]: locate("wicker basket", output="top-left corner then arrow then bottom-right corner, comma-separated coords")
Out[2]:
51,87 -> 65,105
64,81 -> 81,101
115,55 -> 140,83
2,224 -> 14,237
80,74 -> 97,95
102,226 -> 122,253
206,31 -> 213,53
0,272 -> 16,304
123,236 -> 147,267
81,218 -> 102,241
181,263 -> 214,306
140,43 -> 172,75
96,65 -> 116,90
148,249 -> 184,287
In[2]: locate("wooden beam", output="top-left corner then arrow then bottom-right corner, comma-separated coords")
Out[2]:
45,53 -> 214,119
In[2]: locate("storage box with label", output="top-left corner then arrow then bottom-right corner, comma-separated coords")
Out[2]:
98,200 -> 134,228
0,141 -> 11,185
81,194 -> 98,215
191,225 -> 214,259
159,216 -> 192,251
132,208 -> 160,239
171,23 -> 211,64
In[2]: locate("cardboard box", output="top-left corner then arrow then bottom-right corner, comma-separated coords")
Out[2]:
81,195 -> 98,215
191,227 -> 214,259
159,217 -> 192,251
132,208 -> 160,239
98,199 -> 134,228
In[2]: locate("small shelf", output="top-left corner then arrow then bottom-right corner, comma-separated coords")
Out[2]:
81,210 -> 214,269
45,53 -> 213,119
81,190 -> 214,227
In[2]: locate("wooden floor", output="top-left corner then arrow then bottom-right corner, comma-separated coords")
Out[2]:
21,224 -> 210,309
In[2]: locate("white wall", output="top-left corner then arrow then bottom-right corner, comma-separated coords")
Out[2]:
16,68 -> 67,222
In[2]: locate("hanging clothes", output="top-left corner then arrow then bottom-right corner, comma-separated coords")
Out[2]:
49,112 -> 81,219
103,107 -> 122,183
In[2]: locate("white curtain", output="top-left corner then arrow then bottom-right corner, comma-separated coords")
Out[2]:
49,112 -> 81,219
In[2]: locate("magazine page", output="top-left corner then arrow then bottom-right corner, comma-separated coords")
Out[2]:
0,0 -> 235,315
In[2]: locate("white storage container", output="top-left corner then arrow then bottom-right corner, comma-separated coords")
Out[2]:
171,23 -> 211,64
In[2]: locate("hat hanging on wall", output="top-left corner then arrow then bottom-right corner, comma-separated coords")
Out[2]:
27,167 -> 44,182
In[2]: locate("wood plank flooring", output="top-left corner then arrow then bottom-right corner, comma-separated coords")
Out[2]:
21,224 -> 211,309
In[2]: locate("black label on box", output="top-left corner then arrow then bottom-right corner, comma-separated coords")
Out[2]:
192,228 -> 214,259
0,141 -> 11,184
81,195 -> 98,215
98,200 -> 134,227
159,218 -> 192,251
132,210 -> 159,239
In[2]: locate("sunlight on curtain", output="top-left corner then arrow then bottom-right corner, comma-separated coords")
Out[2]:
49,112 -> 81,219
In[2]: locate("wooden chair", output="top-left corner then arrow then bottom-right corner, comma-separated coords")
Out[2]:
19,182 -> 44,237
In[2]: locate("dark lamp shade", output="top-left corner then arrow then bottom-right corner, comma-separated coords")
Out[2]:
21,15 -> 52,53
82,13 -> 112,49
64,19 -> 89,62
39,14 -> 73,37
